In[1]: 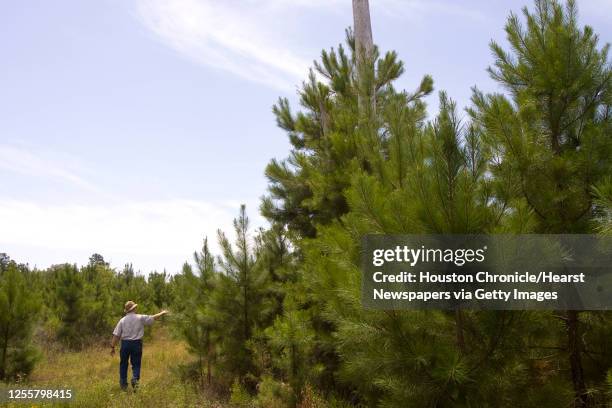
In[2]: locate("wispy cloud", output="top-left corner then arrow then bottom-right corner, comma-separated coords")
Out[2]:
0,143 -> 265,272
135,0 -> 313,91
133,0 -> 485,91
0,198 -> 259,272
0,144 -> 100,193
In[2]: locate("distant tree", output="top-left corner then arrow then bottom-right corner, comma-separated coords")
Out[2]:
121,263 -> 135,284
117,273 -> 154,314
0,262 -> 41,380
81,263 -> 115,340
148,271 -> 170,309
88,253 -> 108,268
54,264 -> 85,349
0,253 -> 10,275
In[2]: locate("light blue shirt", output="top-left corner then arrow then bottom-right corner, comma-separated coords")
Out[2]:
112,312 -> 154,340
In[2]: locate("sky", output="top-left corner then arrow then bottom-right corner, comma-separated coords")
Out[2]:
1,0 -> 611,274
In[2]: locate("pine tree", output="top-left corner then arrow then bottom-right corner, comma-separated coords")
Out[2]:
469,1 -> 611,406
54,264 -> 85,349
297,93 -> 548,406
148,271 -> 171,309
0,262 -> 41,380
263,307 -> 315,404
254,224 -> 297,321
81,262 -> 115,340
260,11 -> 436,404
0,253 -> 11,275
262,30 -> 432,239
593,177 -> 612,234
213,205 -> 271,389
177,239 -> 217,387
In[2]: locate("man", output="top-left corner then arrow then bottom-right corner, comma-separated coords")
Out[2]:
110,300 -> 168,390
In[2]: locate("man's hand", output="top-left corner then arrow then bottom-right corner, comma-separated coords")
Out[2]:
153,310 -> 170,320
110,335 -> 119,355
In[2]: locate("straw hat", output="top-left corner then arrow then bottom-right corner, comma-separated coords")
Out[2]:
124,300 -> 138,313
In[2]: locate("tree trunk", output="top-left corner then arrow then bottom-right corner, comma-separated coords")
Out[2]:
199,354 -> 204,389
455,309 -> 466,354
352,0 -> 375,114
0,340 -> 7,380
566,310 -> 589,408
206,330 -> 212,386
352,0 -> 373,59
1,324 -> 10,380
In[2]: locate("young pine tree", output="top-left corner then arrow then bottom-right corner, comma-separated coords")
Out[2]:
0,262 -> 41,380
54,264 -> 85,350
81,258 -> 115,340
213,205 -> 271,390
469,1 -> 611,406
176,238 -> 217,387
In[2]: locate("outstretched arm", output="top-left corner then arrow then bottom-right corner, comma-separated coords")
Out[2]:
152,310 -> 169,320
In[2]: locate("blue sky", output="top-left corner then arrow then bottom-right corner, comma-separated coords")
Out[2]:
1,0 -> 610,273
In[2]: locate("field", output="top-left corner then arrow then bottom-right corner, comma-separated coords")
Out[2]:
4,326 -> 223,408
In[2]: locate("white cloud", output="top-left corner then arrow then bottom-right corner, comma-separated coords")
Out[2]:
0,143 -> 266,272
133,0 -> 486,90
0,144 -> 100,193
135,0 -> 314,91
0,198 -> 261,273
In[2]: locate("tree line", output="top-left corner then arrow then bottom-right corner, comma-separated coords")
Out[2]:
0,253 -> 174,377
2,0 -> 611,406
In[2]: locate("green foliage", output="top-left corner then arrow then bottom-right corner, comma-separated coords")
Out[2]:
0,262 -> 41,380
263,309 -> 315,397
47,256 -> 169,350
468,1 -> 611,405
470,0 -> 612,234
148,271 -> 172,309
212,205 -> 276,390
253,376 -> 294,408
262,30 -> 433,239
0,252 -> 174,381
2,2 -> 610,407
54,264 -> 86,349
230,379 -> 253,407
175,239 -> 217,387
81,263 -> 115,341
593,177 -> 612,234
260,1 -> 611,406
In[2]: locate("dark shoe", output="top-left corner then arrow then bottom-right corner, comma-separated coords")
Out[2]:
131,380 -> 139,392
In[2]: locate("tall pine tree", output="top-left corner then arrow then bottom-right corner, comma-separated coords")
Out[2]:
469,1 -> 611,406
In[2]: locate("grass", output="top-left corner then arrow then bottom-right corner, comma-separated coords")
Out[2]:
6,326 -> 225,408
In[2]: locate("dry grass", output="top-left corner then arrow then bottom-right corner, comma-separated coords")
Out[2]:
7,326 -> 226,408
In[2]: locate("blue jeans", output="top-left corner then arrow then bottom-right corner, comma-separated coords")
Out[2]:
119,339 -> 142,388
